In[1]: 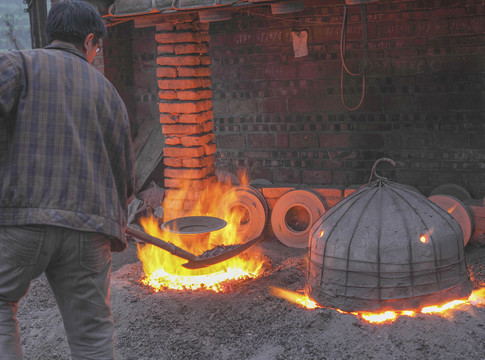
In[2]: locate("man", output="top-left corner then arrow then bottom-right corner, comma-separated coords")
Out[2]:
0,1 -> 135,359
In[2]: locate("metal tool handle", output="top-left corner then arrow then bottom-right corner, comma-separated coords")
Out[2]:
125,226 -> 197,261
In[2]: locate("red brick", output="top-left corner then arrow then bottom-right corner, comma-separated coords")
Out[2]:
164,136 -> 181,145
245,151 -> 271,159
164,167 -> 212,180
162,124 -> 207,135
181,133 -> 214,147
164,176 -> 216,191
204,143 -> 217,156
164,189 -> 202,202
312,187 -> 344,206
175,22 -> 208,32
157,55 -> 202,66
157,44 -> 175,54
158,90 -> 177,100
302,170 -> 332,185
230,99 -> 258,114
247,134 -> 275,148
430,7 -> 465,19
298,62 -> 327,79
289,134 -> 319,148
276,134 -> 289,148
377,21 -> 413,39
164,146 -> 205,158
261,187 -> 295,199
202,121 -> 214,133
274,168 -> 301,183
175,43 -> 209,55
182,155 -> 215,168
288,97 -> 316,113
210,66 -> 238,81
156,23 -> 175,32
177,67 -> 211,77
200,55 -> 211,66
164,157 -> 182,167
212,100 -> 230,115
157,67 -> 177,78
158,79 -> 203,90
176,89 -> 213,101
178,111 -> 213,124
159,114 -> 178,124
155,32 -> 209,44
216,134 -> 244,149
159,100 -> 212,114
158,78 -> 207,90
320,134 -> 350,148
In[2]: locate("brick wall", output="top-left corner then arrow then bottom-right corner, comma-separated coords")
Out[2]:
100,0 -> 485,200
209,0 -> 485,198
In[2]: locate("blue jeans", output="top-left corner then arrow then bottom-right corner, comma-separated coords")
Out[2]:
0,225 -> 114,360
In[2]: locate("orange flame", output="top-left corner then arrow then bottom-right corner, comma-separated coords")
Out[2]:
421,299 -> 467,314
358,311 -> 399,323
468,288 -> 485,306
270,287 -> 485,324
269,287 -> 321,309
137,178 -> 264,292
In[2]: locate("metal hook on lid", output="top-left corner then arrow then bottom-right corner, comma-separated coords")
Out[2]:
368,158 -> 396,183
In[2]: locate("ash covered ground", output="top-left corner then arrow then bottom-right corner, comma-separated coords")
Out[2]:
17,238 -> 485,360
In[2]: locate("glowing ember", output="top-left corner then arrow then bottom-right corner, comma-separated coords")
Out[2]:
142,263 -> 260,292
421,300 -> 466,314
137,179 -> 265,292
469,288 -> 485,306
270,287 -> 485,324
269,287 -> 321,309
419,227 -> 435,244
359,311 -> 398,323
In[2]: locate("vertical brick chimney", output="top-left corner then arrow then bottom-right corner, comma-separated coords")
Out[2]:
156,18 -> 217,217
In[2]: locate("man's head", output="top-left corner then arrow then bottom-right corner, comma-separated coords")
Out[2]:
46,0 -> 107,61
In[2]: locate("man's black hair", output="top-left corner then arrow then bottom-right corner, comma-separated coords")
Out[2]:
46,0 -> 107,46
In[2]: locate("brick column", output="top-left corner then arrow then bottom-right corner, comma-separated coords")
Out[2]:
156,19 -> 217,217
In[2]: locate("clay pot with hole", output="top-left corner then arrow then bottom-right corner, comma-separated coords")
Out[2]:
271,189 -> 326,248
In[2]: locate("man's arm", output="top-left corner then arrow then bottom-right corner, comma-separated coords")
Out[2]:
0,53 -> 20,119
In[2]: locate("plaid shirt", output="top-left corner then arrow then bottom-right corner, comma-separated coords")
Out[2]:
0,44 -> 135,251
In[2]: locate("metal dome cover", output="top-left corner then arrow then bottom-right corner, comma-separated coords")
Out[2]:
306,159 -> 472,312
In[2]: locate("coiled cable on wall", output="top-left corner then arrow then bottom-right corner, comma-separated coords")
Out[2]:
340,3 -> 369,111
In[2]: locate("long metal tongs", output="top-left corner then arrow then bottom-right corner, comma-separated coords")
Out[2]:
125,226 -> 263,269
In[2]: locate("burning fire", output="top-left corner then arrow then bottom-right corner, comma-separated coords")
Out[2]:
270,287 -> 485,324
269,287 -> 320,309
137,179 -> 265,292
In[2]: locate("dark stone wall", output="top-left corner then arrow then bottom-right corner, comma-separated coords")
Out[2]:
209,0 -> 485,198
